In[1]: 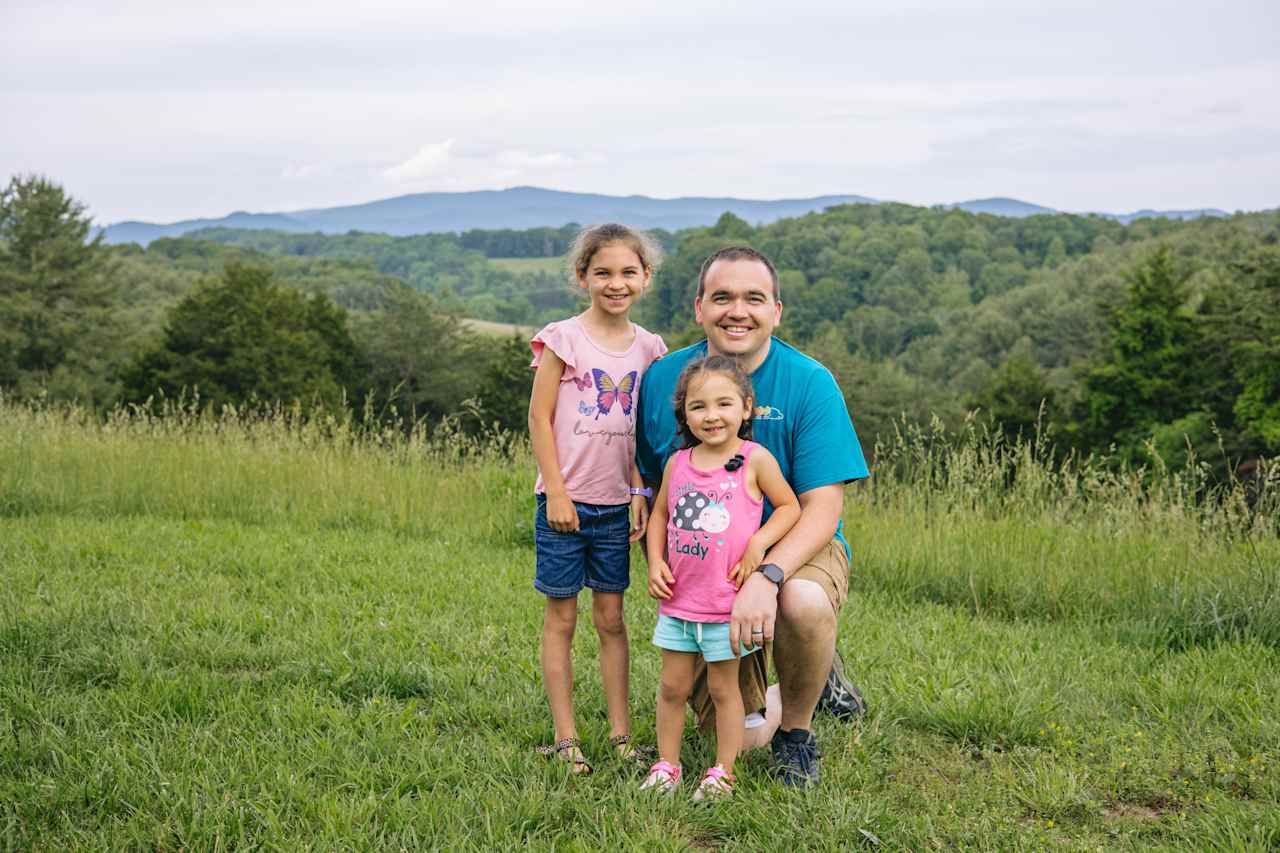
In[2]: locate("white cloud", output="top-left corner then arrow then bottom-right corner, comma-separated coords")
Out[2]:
377,143 -> 578,190
281,162 -> 330,180
495,150 -> 574,170
382,140 -> 455,182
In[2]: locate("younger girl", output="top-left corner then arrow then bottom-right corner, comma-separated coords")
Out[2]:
528,223 -> 667,774
643,355 -> 800,799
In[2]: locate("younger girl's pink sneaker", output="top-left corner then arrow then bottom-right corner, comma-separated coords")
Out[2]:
640,760 -> 682,794
691,765 -> 734,802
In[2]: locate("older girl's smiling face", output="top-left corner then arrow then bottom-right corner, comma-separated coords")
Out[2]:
577,241 -> 649,316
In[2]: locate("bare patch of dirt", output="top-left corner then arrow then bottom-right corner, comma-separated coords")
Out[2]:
1104,802 -> 1168,820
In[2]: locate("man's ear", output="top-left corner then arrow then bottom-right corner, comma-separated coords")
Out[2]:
694,297 -> 704,324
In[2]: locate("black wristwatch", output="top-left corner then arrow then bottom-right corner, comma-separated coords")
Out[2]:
756,563 -> 784,590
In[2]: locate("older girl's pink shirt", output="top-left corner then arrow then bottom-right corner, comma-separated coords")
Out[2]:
530,317 -> 667,506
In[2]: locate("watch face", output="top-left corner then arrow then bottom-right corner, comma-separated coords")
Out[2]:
760,563 -> 784,585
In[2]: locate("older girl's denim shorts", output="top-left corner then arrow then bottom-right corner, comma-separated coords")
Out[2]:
534,494 -> 630,598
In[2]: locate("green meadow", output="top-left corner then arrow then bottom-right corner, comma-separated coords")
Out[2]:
2,404 -> 1277,850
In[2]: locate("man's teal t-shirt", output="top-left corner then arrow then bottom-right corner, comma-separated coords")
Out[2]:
636,337 -> 869,559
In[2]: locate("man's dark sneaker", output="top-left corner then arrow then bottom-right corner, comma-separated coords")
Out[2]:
817,649 -> 867,720
770,728 -> 820,787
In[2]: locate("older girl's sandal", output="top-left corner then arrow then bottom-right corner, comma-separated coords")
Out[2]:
609,734 -> 655,767
535,737 -> 592,775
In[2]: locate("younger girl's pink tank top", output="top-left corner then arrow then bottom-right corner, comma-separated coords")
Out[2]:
661,441 -> 764,623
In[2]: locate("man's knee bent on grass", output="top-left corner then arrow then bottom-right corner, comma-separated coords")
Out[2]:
774,577 -> 837,733
712,577 -> 837,752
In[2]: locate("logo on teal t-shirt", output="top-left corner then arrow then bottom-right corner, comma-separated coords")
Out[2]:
637,338 -> 870,558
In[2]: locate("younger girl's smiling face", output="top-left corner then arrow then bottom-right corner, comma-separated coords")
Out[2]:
683,371 -> 752,448
577,241 -> 650,316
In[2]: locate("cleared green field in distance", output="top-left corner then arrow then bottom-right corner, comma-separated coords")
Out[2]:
489,256 -> 565,275
460,317 -> 534,338
1,404 -> 1277,850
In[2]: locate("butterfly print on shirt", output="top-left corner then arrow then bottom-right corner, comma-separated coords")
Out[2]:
590,369 -> 637,419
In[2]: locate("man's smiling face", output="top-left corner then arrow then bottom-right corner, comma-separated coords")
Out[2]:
695,258 -> 783,372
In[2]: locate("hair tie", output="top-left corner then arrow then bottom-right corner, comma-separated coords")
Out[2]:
724,454 -> 745,472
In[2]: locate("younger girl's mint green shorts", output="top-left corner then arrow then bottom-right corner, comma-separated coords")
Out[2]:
652,614 -> 759,663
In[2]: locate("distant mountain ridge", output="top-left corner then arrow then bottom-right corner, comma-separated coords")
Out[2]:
100,186 -> 1233,245
101,187 -> 876,245
945,197 -> 1229,223
946,197 -> 1059,217
1106,207 -> 1230,225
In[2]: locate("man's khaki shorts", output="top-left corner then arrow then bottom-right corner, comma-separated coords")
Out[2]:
689,538 -> 850,734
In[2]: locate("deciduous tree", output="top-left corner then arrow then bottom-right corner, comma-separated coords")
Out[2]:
123,264 -> 364,411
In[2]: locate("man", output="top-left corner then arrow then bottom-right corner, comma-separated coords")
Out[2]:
636,245 -> 870,787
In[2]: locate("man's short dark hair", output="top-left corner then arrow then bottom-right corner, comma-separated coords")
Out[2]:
696,246 -> 781,301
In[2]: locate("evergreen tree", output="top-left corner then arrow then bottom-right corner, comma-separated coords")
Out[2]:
0,175 -> 120,403
1080,248 -> 1200,453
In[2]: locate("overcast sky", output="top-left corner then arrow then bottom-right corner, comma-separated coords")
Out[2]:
3,0 -> 1277,224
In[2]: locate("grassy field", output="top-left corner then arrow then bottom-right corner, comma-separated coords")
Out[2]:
2,404 -> 1278,850
459,317 -> 534,338
489,256 -> 565,275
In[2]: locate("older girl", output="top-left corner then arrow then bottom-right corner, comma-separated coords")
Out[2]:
529,223 -> 667,774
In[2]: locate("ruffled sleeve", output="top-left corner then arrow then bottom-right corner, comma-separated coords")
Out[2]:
530,320 -> 578,377
641,326 -> 668,365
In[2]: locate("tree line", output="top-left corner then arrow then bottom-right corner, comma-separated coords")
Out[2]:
2,174 -> 1277,473
639,206 -> 1279,470
1,176 -> 530,432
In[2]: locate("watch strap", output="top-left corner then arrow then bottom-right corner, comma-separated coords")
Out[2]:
757,563 -> 784,589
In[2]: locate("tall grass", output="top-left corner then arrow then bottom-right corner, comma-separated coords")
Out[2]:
4,398 -> 1276,653
1,398 -> 527,544
854,415 -> 1279,649
867,413 -> 1275,535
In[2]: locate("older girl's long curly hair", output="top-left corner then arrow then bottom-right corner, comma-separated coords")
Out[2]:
673,355 -> 755,450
